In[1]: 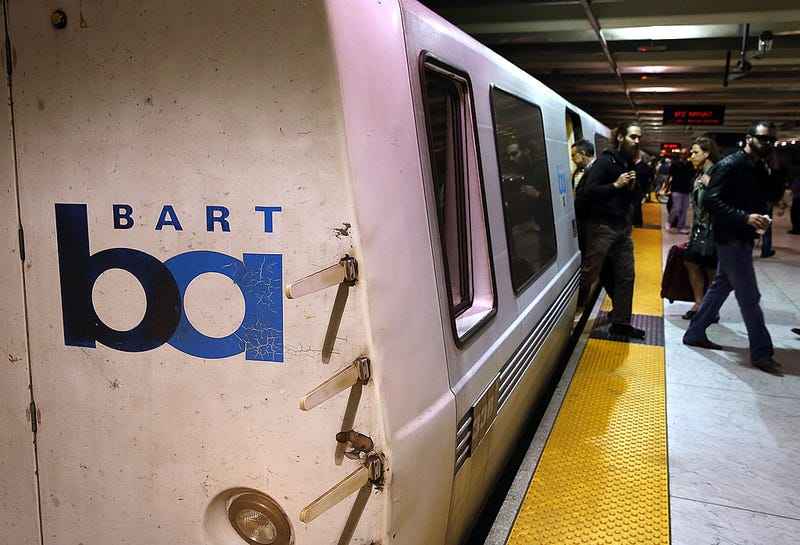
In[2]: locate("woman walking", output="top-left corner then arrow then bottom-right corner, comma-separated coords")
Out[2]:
682,137 -> 721,319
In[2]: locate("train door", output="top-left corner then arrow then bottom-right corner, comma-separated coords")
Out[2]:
0,4 -> 40,541
418,54 -> 497,412
416,53 -> 501,545
403,8 -> 577,545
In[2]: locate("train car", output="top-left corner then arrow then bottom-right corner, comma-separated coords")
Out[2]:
0,1 -> 608,544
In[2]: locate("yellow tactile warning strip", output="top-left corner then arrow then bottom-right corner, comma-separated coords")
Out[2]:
506,202 -> 669,544
505,340 -> 669,545
632,226 -> 664,317
600,204 -> 665,318
641,198 -> 663,228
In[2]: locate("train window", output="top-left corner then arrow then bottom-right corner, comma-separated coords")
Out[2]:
594,133 -> 610,156
566,109 -> 583,179
421,58 -> 495,342
490,88 -> 556,293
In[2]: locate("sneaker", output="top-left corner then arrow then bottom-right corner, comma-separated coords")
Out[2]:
609,323 -> 646,339
761,249 -> 776,258
679,228 -> 690,234
753,358 -> 782,375
664,222 -> 672,230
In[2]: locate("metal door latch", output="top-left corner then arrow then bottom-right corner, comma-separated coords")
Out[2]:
285,256 -> 358,299
299,453 -> 384,523
299,357 -> 371,411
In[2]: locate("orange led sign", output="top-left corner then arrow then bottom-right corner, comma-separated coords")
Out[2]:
663,105 -> 725,126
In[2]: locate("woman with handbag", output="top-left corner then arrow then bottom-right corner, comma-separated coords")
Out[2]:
682,137 -> 721,319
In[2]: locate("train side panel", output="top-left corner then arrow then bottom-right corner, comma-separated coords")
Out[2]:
5,2 -> 386,544
400,3 -> 584,543
0,20 -> 40,543
2,1 -> 608,544
324,2 -> 456,543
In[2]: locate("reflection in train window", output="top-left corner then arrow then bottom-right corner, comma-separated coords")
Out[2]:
490,88 -> 556,293
566,108 -> 583,181
422,58 -> 496,342
594,133 -> 610,158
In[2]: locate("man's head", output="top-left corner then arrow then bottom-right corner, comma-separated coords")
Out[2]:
507,139 -> 530,168
612,121 -> 642,161
744,120 -> 777,160
571,139 -> 594,169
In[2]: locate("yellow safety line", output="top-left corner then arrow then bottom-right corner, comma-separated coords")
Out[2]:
641,199 -> 662,228
506,203 -> 669,544
600,203 -> 665,317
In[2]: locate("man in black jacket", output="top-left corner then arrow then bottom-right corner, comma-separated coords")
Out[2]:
683,121 -> 785,374
578,121 -> 644,338
572,138 -> 596,254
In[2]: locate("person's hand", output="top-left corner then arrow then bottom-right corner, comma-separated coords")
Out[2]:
613,171 -> 636,189
520,185 -> 540,198
747,213 -> 771,231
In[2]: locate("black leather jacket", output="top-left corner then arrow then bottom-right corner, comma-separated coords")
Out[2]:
703,149 -> 785,244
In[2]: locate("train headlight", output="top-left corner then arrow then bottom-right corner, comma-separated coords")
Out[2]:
227,492 -> 293,545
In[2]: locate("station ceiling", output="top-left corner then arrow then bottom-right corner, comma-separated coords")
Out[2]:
419,0 -> 800,154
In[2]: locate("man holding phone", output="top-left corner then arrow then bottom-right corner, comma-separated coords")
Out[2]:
578,120 -> 645,338
683,121 -> 785,374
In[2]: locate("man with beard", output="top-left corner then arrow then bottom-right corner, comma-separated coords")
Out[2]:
683,121 -> 785,374
505,139 -> 555,274
578,120 -> 645,338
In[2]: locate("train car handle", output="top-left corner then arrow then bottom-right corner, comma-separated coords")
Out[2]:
300,357 -> 371,411
299,454 -> 384,523
285,256 -> 358,299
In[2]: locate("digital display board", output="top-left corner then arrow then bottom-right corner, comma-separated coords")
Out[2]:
663,105 -> 725,126
660,143 -> 681,155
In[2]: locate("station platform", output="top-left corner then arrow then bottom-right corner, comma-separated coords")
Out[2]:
476,201 -> 800,545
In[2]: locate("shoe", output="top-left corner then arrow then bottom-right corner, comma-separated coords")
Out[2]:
679,228 -> 690,234
682,311 -> 719,322
609,324 -> 646,339
761,249 -> 776,258
787,230 -> 800,234
753,358 -> 782,375
791,327 -> 800,336
683,338 -> 723,350
664,222 -> 672,229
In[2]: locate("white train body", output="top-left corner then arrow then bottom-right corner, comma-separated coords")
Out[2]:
0,1 -> 608,544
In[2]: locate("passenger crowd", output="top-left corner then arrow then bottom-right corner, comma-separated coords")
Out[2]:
573,119 -> 795,375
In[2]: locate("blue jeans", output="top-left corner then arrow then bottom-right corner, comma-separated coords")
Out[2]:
683,239 -> 773,363
667,191 -> 690,230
